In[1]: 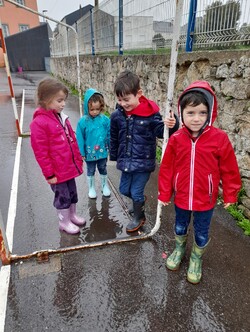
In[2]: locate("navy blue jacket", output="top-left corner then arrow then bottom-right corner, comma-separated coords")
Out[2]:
110,104 -> 179,173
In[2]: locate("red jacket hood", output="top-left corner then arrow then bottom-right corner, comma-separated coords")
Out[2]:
178,81 -> 218,127
126,95 -> 160,116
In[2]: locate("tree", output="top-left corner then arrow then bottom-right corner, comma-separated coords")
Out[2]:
152,33 -> 165,49
203,0 -> 240,32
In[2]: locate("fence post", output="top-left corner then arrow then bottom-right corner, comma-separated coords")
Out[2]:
119,0 -> 123,55
186,0 -> 197,52
0,210 -> 11,265
90,8 -> 95,56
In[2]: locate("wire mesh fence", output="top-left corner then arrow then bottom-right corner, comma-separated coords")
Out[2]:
50,0 -> 250,57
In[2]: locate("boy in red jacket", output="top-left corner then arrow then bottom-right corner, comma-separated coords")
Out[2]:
158,81 -> 241,284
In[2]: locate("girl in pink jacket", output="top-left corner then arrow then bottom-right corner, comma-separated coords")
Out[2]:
30,77 -> 85,235
158,81 -> 241,284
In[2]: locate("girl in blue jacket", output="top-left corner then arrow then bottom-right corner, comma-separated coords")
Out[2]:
76,89 -> 110,199
110,70 -> 179,233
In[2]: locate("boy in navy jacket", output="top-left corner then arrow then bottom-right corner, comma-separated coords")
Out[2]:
110,70 -> 179,233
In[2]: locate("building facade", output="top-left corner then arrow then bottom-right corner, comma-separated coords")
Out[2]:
0,0 -> 39,37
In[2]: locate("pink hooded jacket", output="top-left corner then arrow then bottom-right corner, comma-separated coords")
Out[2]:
30,107 -> 83,184
158,81 -> 241,211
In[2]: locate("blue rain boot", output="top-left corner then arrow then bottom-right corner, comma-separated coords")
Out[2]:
87,176 -> 97,199
100,174 -> 111,197
57,208 -> 80,234
69,204 -> 86,226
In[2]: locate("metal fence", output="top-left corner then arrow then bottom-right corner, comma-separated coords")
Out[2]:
50,0 -> 250,57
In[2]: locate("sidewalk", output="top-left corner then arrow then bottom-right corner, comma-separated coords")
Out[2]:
1,69 -> 250,332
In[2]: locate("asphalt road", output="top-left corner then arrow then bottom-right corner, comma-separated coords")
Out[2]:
0,69 -> 250,332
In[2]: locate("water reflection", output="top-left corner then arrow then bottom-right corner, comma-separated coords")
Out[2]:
192,296 -> 226,332
83,198 -> 123,242
53,253 -> 83,321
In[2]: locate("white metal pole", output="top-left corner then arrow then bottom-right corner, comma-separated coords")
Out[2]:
154,0 -> 185,236
0,21 -> 22,137
162,0 -> 184,156
5,0 -> 83,116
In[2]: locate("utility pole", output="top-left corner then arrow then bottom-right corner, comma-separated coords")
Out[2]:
42,10 -> 48,23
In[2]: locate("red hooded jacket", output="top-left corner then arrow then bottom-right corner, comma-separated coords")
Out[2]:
30,108 -> 83,184
158,81 -> 241,211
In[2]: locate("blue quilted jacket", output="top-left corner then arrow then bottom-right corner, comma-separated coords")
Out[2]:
110,103 -> 179,173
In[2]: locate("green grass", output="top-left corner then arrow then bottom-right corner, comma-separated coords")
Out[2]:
156,146 -> 162,163
226,204 -> 250,236
96,47 -> 172,56
94,44 -> 249,56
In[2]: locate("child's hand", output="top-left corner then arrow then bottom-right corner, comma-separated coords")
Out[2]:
224,202 -> 233,209
164,111 -> 176,128
47,177 -> 57,184
158,200 -> 171,206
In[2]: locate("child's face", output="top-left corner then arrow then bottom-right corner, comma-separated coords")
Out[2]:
182,103 -> 208,137
116,90 -> 142,112
89,101 -> 101,117
47,90 -> 67,113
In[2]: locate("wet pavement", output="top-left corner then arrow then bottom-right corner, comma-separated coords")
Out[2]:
0,68 -> 250,332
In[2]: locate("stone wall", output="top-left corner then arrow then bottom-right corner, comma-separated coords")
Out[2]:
51,50 -> 250,218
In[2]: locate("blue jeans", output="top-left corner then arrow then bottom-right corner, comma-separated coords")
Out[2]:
50,178 -> 78,209
119,171 -> 151,202
174,205 -> 214,247
86,158 -> 107,176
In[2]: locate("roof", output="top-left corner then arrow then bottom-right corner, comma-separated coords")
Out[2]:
62,5 -> 94,26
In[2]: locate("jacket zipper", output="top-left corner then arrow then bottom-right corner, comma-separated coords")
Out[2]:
189,140 -> 196,210
60,118 -> 81,175
208,174 -> 213,203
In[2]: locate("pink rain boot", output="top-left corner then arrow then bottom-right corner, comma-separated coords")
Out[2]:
57,208 -> 80,234
69,204 -> 86,226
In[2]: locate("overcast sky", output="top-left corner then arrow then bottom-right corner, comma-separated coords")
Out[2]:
36,0 -> 96,30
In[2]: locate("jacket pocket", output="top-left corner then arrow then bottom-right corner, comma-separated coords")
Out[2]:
208,174 -> 213,203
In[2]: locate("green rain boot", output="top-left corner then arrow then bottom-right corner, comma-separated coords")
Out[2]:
166,234 -> 187,271
187,240 -> 210,284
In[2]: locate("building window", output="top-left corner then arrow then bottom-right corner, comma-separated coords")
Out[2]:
2,24 -> 10,37
16,0 -> 25,5
19,24 -> 29,32
0,0 -> 3,7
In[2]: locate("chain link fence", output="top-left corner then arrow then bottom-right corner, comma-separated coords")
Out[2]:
50,0 -> 250,57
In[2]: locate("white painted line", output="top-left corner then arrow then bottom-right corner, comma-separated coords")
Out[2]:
0,91 -> 24,331
20,89 -> 25,129
0,266 -> 11,331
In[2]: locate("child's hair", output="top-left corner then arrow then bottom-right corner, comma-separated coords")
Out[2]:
36,77 -> 69,109
114,70 -> 140,97
180,91 -> 209,112
88,93 -> 105,112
